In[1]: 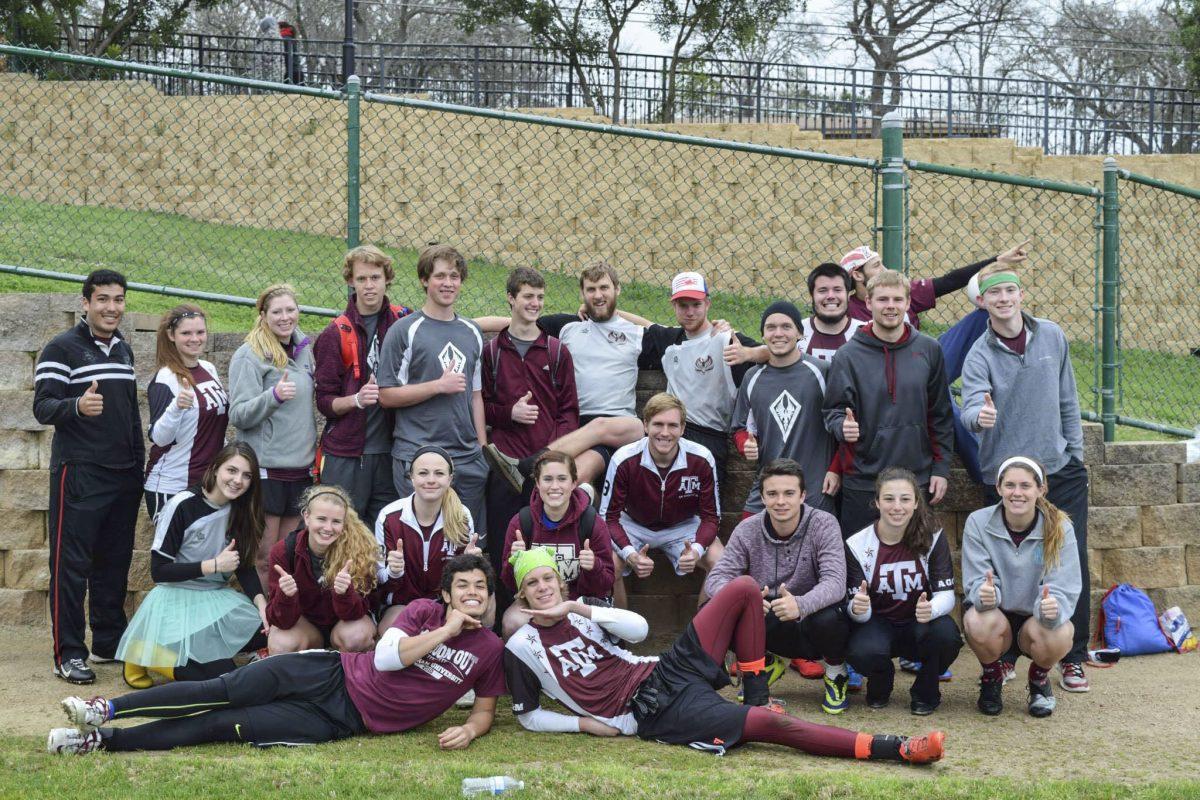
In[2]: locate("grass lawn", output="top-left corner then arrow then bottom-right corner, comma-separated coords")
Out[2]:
0,194 -> 1193,440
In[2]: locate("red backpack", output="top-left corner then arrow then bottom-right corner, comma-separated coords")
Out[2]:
334,304 -> 412,380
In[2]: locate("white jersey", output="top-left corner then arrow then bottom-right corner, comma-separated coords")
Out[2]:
555,316 -> 645,418
659,330 -> 737,432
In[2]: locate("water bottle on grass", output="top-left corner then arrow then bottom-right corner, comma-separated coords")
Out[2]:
462,776 -> 524,796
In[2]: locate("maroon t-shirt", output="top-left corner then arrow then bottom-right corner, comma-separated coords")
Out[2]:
340,599 -> 505,733
847,278 -> 936,329
866,539 -> 931,622
998,327 -> 1028,355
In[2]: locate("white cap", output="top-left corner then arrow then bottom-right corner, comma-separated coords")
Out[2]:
670,272 -> 708,301
839,246 -> 879,273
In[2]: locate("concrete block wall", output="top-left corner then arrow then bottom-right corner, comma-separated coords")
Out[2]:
1,293 -> 1197,647
2,73 -> 1198,353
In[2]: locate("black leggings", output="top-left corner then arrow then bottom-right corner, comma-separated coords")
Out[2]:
846,615 -> 962,704
764,604 -> 849,664
103,651 -> 365,751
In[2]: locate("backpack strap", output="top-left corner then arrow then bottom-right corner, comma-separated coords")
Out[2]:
518,506 -> 533,542
548,335 -> 561,391
283,529 -> 301,575
486,335 -> 502,397
577,505 -> 596,544
334,314 -> 360,381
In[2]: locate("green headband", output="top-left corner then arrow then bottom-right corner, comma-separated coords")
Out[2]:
509,546 -> 560,587
979,272 -> 1021,294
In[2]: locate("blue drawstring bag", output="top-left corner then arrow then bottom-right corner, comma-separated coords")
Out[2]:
1096,584 -> 1173,656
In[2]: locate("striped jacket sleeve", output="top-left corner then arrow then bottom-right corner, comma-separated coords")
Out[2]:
33,339 -> 78,425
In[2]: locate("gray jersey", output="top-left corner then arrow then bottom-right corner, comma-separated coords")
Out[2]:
660,330 -> 737,432
555,316 -> 645,418
732,355 -> 834,513
377,311 -> 483,460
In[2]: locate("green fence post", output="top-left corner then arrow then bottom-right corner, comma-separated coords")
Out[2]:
1101,157 -> 1119,442
880,111 -> 905,272
346,74 -> 362,252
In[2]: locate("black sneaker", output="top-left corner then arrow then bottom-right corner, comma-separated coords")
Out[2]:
54,659 -> 96,685
977,678 -> 1003,716
866,695 -> 890,709
910,698 -> 940,716
1027,679 -> 1056,718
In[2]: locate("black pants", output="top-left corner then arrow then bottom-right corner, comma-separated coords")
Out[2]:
986,457 -> 1090,661
764,604 -> 849,664
484,471 -> 528,622
49,463 -> 142,663
846,615 -> 963,705
319,452 -> 398,527
104,651 -> 366,751
682,425 -> 729,485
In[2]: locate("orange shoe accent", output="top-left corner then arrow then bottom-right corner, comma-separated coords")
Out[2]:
854,732 -> 872,760
790,658 -> 824,679
737,657 -> 766,675
900,731 -> 945,765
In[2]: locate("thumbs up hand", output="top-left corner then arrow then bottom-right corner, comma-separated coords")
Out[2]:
677,540 -> 698,574
770,584 -> 800,622
743,433 -> 759,462
510,529 -> 526,554
1039,584 -> 1059,622
577,538 -> 595,572
357,374 -> 379,407
78,380 -> 104,417
176,375 -> 195,410
722,330 -> 748,365
851,580 -> 871,616
915,591 -> 933,623
436,366 -> 467,395
214,539 -> 240,572
627,544 -> 654,579
979,392 -> 997,429
511,390 -> 539,425
275,369 -> 296,402
385,547 -> 405,578
273,564 -> 298,597
332,560 -> 353,595
464,532 -> 483,556
842,408 -> 859,442
979,569 -> 997,609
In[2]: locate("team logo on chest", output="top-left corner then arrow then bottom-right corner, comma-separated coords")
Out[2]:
694,355 -> 714,374
195,380 -> 229,416
877,560 -> 923,600
679,475 -> 701,497
438,342 -> 466,374
607,330 -> 628,344
550,636 -> 606,677
769,390 -> 801,438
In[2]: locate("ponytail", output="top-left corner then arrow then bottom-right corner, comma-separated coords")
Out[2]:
1036,494 -> 1068,573
439,487 -> 471,547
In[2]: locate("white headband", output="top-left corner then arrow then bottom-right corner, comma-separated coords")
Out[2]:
997,456 -> 1044,484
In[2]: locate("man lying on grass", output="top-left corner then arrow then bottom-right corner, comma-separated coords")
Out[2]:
502,548 -> 945,764
48,554 -> 504,754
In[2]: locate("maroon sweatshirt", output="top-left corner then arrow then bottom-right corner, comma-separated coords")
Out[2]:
313,294 -> 411,457
500,487 -> 615,598
482,327 -> 579,458
266,528 -> 371,629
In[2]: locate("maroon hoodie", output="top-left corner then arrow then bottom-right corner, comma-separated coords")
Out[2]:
500,487 -> 614,599
483,327 -> 579,458
313,294 -> 411,457
266,528 -> 371,629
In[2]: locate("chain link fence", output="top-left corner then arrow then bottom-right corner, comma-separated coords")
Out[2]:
2,44 -> 1199,438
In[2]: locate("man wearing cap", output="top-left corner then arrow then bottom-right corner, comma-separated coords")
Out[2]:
636,271 -> 761,482
839,242 -> 1030,329
730,301 -> 838,514
959,268 -> 1091,693
823,270 -> 955,538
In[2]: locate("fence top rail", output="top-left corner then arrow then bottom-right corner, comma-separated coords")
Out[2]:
0,44 -> 344,100
360,90 -> 879,169
906,159 -> 1101,197
1117,168 -> 1200,200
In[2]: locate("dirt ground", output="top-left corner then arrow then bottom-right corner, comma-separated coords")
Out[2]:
3,623 -> 1198,784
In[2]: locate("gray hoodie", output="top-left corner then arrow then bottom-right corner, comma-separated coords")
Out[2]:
228,332 -> 317,470
960,313 -> 1084,477
704,508 -> 845,618
961,503 -> 1080,629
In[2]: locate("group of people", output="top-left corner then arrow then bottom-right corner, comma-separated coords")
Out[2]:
37,237 -> 1091,765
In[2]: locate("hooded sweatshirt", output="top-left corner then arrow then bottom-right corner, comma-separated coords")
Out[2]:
703,507 -> 845,618
961,503 -> 1080,629
500,487 -> 615,599
227,330 -> 317,471
822,322 -> 954,492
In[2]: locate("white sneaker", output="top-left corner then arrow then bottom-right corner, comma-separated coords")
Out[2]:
455,689 -> 477,708
62,696 -> 109,731
47,727 -> 102,755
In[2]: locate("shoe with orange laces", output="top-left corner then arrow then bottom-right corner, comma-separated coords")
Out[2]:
789,658 -> 824,679
899,731 -> 945,765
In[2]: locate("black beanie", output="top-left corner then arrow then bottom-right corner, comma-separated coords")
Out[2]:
760,300 -> 804,334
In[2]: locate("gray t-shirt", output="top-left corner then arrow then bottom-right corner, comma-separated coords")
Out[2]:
509,334 -> 536,359
377,311 -> 483,460
731,355 -> 834,513
360,311 -> 391,455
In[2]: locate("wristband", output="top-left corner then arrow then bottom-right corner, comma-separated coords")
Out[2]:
354,393 -> 364,410
272,386 -> 283,403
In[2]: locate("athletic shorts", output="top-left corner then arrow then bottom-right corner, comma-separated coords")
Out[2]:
579,415 -> 617,471
261,477 -> 313,517
1002,610 -> 1038,659
144,490 -> 173,522
632,623 -> 748,752
614,513 -> 702,576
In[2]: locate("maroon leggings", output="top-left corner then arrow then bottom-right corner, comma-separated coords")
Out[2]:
692,575 -> 864,759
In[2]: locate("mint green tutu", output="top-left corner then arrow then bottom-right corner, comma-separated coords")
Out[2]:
116,584 -> 262,668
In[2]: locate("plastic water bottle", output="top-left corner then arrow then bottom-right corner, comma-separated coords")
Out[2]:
461,776 -> 524,796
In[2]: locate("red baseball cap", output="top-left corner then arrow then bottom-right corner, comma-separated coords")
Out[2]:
670,271 -> 708,301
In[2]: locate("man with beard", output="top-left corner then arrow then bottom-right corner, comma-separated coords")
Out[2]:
823,271 -> 954,538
